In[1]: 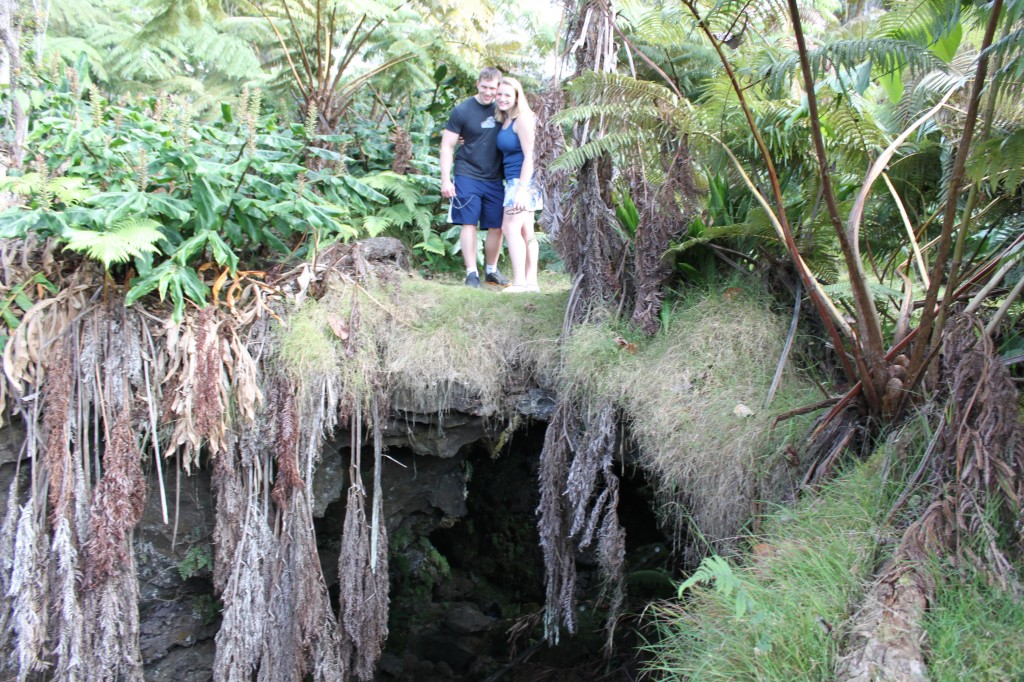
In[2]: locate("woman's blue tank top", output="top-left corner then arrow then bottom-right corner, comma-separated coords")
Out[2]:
496,120 -> 524,181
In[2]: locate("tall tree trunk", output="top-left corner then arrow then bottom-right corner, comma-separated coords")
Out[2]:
0,0 -> 27,169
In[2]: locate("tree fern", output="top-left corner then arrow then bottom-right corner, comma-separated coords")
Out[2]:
757,38 -> 944,95
61,218 -> 166,271
967,128 -> 1024,192
549,130 -> 647,172
872,0 -> 964,47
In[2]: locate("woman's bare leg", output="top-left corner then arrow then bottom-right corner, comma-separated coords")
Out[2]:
502,213 -> 527,285
522,214 -> 538,289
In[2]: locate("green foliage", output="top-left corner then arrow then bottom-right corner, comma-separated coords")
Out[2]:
46,0 -> 266,104
677,555 -> 758,619
177,544 -> 213,580
0,79 -> 375,319
644,455 -> 894,680
191,594 -> 223,626
925,565 -> 1024,681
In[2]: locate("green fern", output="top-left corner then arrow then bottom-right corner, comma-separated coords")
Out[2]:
550,131 -> 647,172
362,172 -> 421,211
967,129 -> 1024,192
61,218 -> 166,271
3,174 -> 92,209
678,555 -> 758,619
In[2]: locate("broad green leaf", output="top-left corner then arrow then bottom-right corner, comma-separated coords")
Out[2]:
315,134 -> 352,143
86,191 -> 147,228
172,231 -> 211,265
0,209 -> 48,238
306,147 -> 344,161
14,292 -> 33,312
878,66 -> 904,105
205,230 -> 240,273
192,177 -> 225,232
145,194 -> 192,223
929,22 -> 962,63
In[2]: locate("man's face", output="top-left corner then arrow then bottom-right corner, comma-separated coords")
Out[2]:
476,78 -> 499,105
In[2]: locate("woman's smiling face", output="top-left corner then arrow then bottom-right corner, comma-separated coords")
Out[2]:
495,83 -> 517,111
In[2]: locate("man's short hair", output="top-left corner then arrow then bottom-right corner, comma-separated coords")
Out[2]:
478,67 -> 502,83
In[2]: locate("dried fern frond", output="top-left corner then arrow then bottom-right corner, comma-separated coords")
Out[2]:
213,465 -> 273,681
82,555 -> 144,681
83,406 -> 146,588
49,516 -> 85,680
10,499 -> 48,679
0,478 -> 21,674
537,401 -> 577,644
43,343 -> 73,525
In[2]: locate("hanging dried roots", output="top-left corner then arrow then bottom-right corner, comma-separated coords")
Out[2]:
538,399 -> 626,650
0,234 -> 406,681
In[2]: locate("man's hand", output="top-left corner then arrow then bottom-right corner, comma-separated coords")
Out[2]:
441,179 -> 457,199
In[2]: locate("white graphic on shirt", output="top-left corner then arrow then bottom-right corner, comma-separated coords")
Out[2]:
480,116 -> 496,129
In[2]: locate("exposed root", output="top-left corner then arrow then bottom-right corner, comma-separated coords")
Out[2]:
835,527 -> 933,682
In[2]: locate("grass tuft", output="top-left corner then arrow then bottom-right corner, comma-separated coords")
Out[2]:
561,286 -> 820,545
277,272 -> 570,416
925,564 -> 1024,681
383,274 -> 568,413
643,455 -> 894,681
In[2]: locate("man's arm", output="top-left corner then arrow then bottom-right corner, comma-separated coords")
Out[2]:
439,129 -> 460,199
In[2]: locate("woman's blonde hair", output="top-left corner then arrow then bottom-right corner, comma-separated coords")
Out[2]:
494,77 -> 533,122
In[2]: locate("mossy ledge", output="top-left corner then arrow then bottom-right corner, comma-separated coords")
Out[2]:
0,237 -> 818,680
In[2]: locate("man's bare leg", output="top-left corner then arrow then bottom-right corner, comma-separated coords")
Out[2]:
460,224 -> 478,272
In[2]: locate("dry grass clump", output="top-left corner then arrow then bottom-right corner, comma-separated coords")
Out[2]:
383,275 -> 568,414
275,288 -> 386,412
561,288 -> 818,547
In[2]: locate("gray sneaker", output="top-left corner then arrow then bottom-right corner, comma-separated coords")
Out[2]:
465,272 -> 481,287
485,270 -> 509,286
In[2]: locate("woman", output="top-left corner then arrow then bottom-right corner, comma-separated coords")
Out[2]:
494,77 -> 542,293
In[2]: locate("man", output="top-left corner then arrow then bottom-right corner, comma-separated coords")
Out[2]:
439,67 -> 509,287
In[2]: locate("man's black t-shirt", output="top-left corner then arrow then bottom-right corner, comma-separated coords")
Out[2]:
445,97 -> 502,182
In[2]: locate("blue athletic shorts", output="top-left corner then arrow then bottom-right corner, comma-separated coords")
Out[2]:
448,176 -> 504,229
